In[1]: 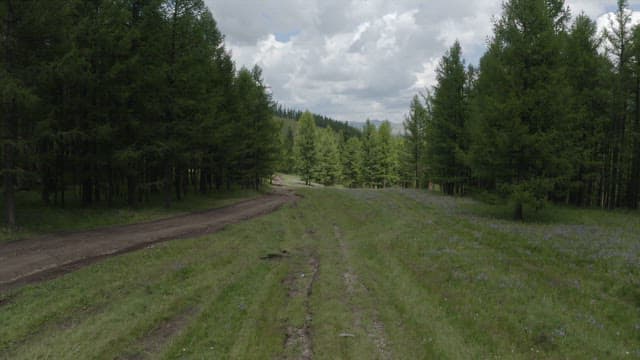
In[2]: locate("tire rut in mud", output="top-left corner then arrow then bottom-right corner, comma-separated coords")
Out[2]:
282,250 -> 320,360
334,224 -> 392,359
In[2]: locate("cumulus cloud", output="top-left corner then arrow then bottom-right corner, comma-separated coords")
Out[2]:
205,0 -> 640,123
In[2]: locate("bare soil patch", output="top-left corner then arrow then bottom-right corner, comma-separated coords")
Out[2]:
335,224 -> 392,359
0,189 -> 296,293
120,306 -> 201,360
283,253 -> 319,359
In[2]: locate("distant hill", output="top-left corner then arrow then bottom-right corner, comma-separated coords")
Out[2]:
347,120 -> 404,135
273,105 -> 361,138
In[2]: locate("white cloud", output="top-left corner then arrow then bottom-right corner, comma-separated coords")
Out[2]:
205,0 -> 640,123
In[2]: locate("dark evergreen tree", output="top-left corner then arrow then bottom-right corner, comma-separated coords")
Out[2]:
470,0 -> 571,220
563,14 -> 611,207
603,0 -> 633,209
402,95 -> 428,188
427,41 -> 471,195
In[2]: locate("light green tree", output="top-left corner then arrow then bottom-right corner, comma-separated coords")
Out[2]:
342,137 -> 364,188
295,111 -> 318,186
315,128 -> 342,186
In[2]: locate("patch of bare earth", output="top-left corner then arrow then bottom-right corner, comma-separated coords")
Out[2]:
0,188 -> 296,293
335,224 -> 392,360
119,307 -> 201,360
282,250 -> 320,360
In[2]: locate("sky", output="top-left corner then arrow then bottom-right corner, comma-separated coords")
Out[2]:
204,0 -> 640,123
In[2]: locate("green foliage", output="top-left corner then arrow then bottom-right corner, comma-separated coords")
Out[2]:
0,0 -> 281,225
274,105 -> 361,139
314,128 -> 342,186
342,137 -> 364,188
280,126 -> 296,173
403,0 -> 640,217
294,111 -> 318,186
470,0 -> 572,219
377,121 -> 399,187
401,95 -> 428,188
426,41 -> 471,195
361,120 -> 382,187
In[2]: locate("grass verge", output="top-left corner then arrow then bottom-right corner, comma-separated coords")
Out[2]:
1,187 -> 638,358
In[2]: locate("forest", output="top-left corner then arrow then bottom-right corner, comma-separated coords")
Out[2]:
275,0 -> 640,219
2,1 -> 640,358
402,0 -> 640,218
3,0 -> 640,226
1,0 -> 280,227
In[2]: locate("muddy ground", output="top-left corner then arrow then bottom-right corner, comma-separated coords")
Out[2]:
0,188 -> 296,293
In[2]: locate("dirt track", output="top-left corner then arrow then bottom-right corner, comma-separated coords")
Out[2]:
0,188 -> 296,293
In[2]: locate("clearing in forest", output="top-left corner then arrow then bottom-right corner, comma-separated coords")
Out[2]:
0,187 -> 639,359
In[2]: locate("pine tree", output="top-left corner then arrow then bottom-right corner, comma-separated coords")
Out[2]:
402,95 -> 428,188
629,24 -> 640,209
281,126 -> 295,173
233,66 -> 280,189
1,0 -> 66,225
361,120 -> 382,187
315,128 -> 342,186
470,0 -> 571,220
342,137 -> 364,188
427,41 -> 470,195
603,0 -> 633,209
378,121 -> 398,187
564,14 -> 611,207
295,111 -> 318,186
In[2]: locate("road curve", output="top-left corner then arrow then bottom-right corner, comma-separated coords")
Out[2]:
0,189 -> 296,293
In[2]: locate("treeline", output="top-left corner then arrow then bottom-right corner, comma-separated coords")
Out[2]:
274,105 -> 361,139
404,0 -> 640,218
0,0 -> 280,226
282,112 -> 401,188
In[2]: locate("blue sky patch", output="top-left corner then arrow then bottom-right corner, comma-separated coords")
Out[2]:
275,30 -> 301,43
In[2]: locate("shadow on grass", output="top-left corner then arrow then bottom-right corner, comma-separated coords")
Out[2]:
463,194 -> 640,227
0,188 -> 262,243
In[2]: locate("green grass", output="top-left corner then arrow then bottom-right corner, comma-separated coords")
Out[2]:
1,187 -> 639,358
0,189 -> 262,243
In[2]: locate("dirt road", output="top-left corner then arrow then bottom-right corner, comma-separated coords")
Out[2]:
0,189 -> 296,292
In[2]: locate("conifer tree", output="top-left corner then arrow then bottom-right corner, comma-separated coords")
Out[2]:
378,121 -> 398,187
342,137 -> 364,188
295,111 -> 318,186
361,120 -> 382,187
602,0 -> 633,208
470,0 -> 571,220
315,128 -> 342,186
427,41 -> 470,195
402,95 -> 428,188
564,14 -> 611,207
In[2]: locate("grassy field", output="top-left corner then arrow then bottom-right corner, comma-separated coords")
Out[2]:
0,189 -> 261,243
1,187 -> 639,359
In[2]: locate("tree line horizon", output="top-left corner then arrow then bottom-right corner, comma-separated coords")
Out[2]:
281,0 -> 640,220
1,0 -> 281,227
400,0 -> 640,219
2,0 -> 639,227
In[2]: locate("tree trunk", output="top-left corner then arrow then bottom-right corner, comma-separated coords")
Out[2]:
3,141 -> 16,228
199,167 -> 207,194
3,1 -> 17,228
629,76 -> 640,209
174,166 -> 182,201
163,161 -> 172,208
127,175 -> 137,207
514,202 -> 524,221
82,178 -> 93,206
